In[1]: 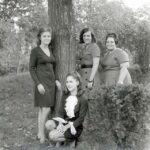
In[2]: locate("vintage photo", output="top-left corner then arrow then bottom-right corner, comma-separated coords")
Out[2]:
0,0 -> 150,150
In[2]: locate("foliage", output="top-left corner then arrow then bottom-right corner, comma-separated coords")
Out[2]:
0,0 -> 48,75
84,84 -> 150,149
73,0 -> 150,72
0,0 -> 150,76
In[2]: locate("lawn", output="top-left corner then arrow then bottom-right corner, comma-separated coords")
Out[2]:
0,72 -> 150,150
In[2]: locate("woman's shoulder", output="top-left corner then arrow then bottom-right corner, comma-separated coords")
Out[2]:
114,48 -> 129,61
89,43 -> 99,49
78,43 -> 86,50
31,46 -> 40,53
77,91 -> 88,103
115,48 -> 127,54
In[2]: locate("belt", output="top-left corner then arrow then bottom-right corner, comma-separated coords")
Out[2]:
81,64 -> 92,69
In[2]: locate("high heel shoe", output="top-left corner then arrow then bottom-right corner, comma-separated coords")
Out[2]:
36,134 -> 41,140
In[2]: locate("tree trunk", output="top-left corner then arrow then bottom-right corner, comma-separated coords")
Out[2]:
48,0 -> 75,114
137,39 -> 150,73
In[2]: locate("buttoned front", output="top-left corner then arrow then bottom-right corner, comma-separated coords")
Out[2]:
76,43 -> 101,98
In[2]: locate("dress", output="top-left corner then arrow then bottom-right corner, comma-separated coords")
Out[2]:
76,43 -> 101,98
58,92 -> 88,142
100,48 -> 132,85
29,46 -> 56,107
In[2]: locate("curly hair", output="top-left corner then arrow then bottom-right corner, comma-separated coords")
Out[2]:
79,27 -> 96,43
105,33 -> 118,45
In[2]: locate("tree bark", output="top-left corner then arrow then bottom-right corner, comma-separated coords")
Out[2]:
137,39 -> 150,73
48,0 -> 75,113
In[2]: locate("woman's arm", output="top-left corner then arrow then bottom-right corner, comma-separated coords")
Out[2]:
72,98 -> 88,128
88,57 -> 100,88
118,62 -> 129,84
89,57 -> 100,82
29,49 -> 40,85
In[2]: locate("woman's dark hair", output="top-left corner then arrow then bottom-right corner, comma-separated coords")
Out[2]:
105,33 -> 118,45
64,71 -> 83,95
79,27 -> 96,43
37,27 -> 52,47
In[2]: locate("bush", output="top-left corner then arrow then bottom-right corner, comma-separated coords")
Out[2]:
84,84 -> 150,149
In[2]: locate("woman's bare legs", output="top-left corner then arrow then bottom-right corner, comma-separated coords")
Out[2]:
39,107 -> 50,143
37,108 -> 42,139
49,129 -> 65,143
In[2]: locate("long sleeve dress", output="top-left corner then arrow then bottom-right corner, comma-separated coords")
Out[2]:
29,46 -> 57,107
58,92 -> 88,142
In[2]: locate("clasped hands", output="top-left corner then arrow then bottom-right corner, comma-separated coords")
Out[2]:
56,122 -> 76,135
56,123 -> 70,134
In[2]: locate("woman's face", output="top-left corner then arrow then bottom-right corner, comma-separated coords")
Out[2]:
83,31 -> 92,44
106,37 -> 116,50
40,31 -> 51,45
66,76 -> 79,93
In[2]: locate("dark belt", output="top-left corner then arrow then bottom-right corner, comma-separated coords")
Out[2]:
81,64 -> 92,69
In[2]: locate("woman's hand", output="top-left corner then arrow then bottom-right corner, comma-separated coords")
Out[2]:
87,81 -> 93,89
117,81 -> 123,86
69,122 -> 76,135
37,84 -> 45,94
56,123 -> 70,133
63,124 -> 71,131
55,80 -> 61,91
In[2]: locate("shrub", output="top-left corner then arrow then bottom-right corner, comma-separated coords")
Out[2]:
84,84 -> 150,149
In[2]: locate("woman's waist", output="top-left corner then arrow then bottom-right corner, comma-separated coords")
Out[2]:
37,65 -> 54,72
81,64 -> 93,69
103,66 -> 120,71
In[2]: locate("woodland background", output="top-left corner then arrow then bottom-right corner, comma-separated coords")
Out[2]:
0,0 -> 150,76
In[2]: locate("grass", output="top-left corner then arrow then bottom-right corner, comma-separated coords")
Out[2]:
1,72 -> 150,150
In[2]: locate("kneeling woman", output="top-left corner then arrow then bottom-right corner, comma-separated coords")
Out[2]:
45,72 -> 88,146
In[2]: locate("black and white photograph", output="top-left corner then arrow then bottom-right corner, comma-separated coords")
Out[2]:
0,0 -> 150,150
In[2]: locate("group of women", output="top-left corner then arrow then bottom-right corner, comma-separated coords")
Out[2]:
29,26 -> 132,146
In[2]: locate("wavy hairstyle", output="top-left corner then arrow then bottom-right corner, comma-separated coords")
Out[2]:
105,33 -> 118,45
79,27 -> 96,44
64,71 -> 84,96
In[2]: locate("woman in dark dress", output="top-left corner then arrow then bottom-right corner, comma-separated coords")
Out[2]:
29,27 -> 61,143
45,72 -> 88,147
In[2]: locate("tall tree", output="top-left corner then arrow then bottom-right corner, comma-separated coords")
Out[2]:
48,0 -> 76,112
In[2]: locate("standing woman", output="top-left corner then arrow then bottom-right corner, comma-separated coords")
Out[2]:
100,33 -> 132,85
77,28 -> 101,97
29,27 -> 61,143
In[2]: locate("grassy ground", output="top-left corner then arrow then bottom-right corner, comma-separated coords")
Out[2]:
0,72 -> 117,150
0,73 -> 39,150
0,72 -> 150,150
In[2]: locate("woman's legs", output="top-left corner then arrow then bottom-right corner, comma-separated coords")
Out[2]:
39,107 -> 51,143
45,120 -> 56,131
37,108 -> 42,139
49,129 -> 65,142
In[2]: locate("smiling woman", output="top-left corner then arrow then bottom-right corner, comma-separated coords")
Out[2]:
29,27 -> 61,144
